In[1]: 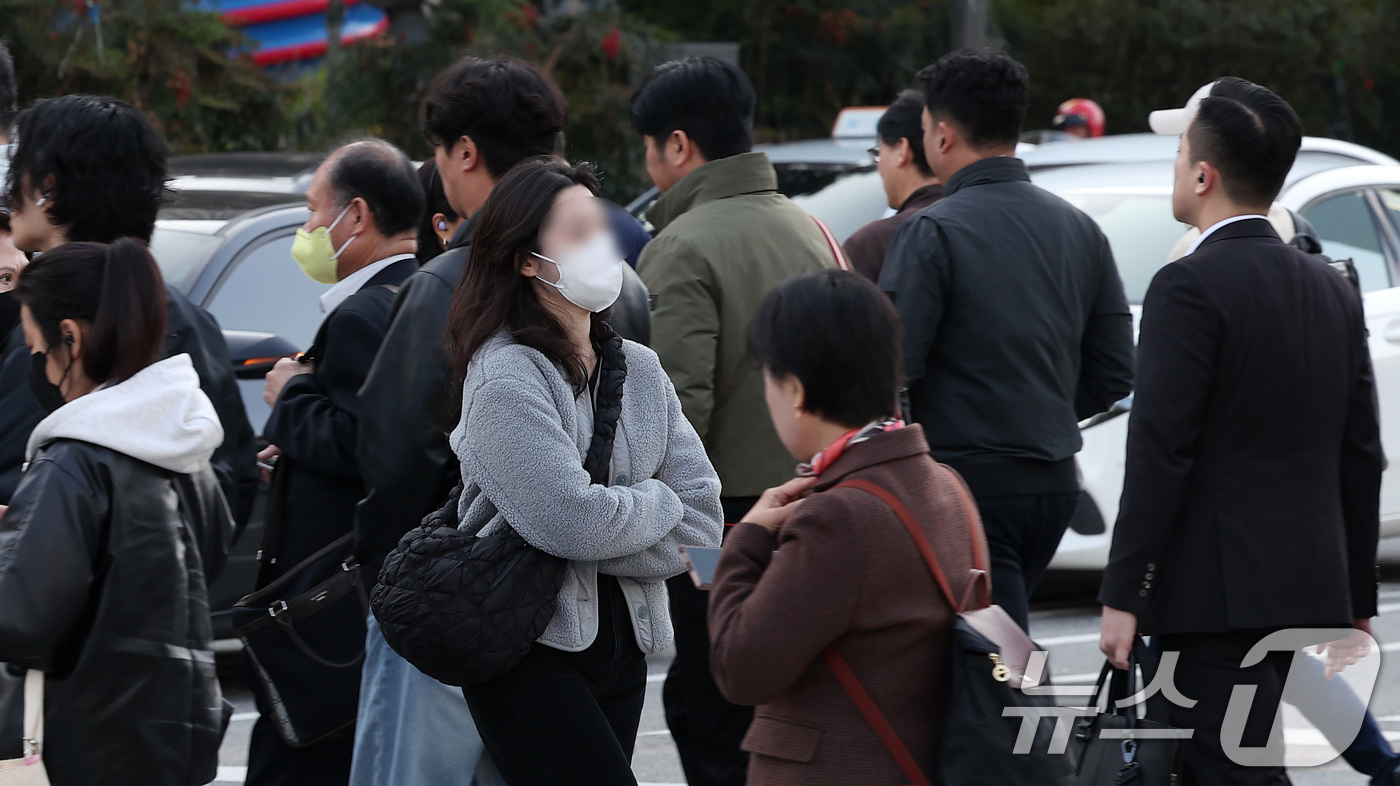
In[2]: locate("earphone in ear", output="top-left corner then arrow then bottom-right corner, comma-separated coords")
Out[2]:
63,334 -> 74,346
1197,172 -> 1205,184
35,193 -> 50,207
437,219 -> 448,232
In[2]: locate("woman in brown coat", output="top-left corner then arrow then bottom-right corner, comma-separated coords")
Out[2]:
708,269 -> 987,785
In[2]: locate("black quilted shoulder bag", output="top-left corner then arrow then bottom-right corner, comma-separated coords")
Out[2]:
371,326 -> 627,687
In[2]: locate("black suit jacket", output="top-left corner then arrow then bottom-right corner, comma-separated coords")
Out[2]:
261,258 -> 416,581
1100,218 -> 1384,634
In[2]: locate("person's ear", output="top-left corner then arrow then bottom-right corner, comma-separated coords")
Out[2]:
348,197 -> 370,234
667,129 -> 692,169
1196,162 -> 1214,196
936,120 -> 958,155
58,318 -> 82,361
896,137 -> 915,168
455,135 -> 481,174
519,250 -> 542,279
779,373 -> 807,414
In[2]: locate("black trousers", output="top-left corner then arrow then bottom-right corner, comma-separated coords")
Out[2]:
1155,631 -> 1295,786
463,575 -> 647,785
663,496 -> 758,786
976,492 -> 1079,631
244,691 -> 354,786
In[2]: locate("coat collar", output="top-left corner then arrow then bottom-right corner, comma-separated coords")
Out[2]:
898,183 -> 946,214
944,156 -> 1030,198
647,152 -> 779,232
1196,216 -> 1280,249
812,425 -> 932,491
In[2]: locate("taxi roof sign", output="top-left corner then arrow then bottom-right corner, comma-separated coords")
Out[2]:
831,106 -> 888,139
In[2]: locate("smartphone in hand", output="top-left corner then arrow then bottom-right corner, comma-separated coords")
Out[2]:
681,546 -> 723,590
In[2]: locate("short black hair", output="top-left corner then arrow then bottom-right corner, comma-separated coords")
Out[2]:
326,138 -> 424,238
422,57 -> 567,179
877,90 -> 933,177
1187,77 -> 1302,208
4,95 -> 167,243
0,41 -> 15,134
918,50 -> 1029,150
630,57 -> 756,161
747,270 -> 902,429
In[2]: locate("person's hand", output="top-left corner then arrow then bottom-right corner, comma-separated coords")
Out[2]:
1317,618 -> 1374,678
740,476 -> 819,535
1099,606 -> 1137,670
263,358 -> 311,408
257,444 -> 281,485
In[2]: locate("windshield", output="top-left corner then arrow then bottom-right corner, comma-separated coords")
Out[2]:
779,165 -> 886,243
148,226 -> 225,293
1056,193 -> 1186,304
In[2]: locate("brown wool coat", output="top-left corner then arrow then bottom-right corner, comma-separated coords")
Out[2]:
708,425 -> 985,785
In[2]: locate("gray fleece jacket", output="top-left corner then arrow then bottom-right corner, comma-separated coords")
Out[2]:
450,331 -> 723,653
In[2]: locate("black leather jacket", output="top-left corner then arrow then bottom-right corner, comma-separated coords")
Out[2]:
0,439 -> 233,785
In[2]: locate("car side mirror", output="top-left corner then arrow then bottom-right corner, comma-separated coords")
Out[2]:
224,329 -> 299,380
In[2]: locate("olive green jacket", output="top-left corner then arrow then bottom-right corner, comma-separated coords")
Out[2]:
639,152 -> 835,499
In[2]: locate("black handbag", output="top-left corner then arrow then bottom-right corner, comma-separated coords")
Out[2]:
230,462 -> 369,747
1073,638 -> 1183,785
825,474 -> 1076,786
371,326 -> 627,687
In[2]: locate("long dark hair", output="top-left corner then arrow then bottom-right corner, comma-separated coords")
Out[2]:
15,238 -> 167,385
446,157 -> 605,396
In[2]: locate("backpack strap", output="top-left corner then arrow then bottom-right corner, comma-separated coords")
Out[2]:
811,215 -> 851,272
821,473 -> 990,786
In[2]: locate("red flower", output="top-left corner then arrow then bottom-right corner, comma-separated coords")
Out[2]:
169,72 -> 191,108
601,27 -> 621,61
521,3 -> 538,27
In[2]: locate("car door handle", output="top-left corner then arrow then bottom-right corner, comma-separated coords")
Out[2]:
1386,320 -> 1400,343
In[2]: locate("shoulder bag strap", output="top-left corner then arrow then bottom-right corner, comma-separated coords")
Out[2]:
822,648 -> 930,786
22,670 -> 41,761
811,215 -> 851,272
820,475 -> 990,786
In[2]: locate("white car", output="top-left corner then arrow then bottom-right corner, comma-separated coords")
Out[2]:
1035,160 -> 1400,569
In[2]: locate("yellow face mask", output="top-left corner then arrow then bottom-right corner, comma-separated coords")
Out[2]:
291,204 -> 355,284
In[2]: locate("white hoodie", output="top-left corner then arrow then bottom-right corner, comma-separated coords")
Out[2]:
26,353 -> 224,474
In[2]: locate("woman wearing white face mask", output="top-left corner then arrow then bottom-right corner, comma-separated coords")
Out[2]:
442,157 -> 723,783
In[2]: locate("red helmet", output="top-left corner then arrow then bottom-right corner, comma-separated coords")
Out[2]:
1053,98 -> 1106,137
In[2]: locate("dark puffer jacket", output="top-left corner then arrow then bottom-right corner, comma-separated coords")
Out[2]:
0,354 -> 234,786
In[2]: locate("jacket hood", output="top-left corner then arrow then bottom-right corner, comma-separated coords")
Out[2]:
647,152 -> 778,232
27,353 -> 224,474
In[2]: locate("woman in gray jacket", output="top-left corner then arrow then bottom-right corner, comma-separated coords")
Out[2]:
444,157 -> 723,784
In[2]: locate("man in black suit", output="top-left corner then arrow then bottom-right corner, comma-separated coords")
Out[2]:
245,138 -> 423,786
1099,78 -> 1384,784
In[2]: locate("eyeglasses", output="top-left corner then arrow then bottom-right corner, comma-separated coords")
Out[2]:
867,146 -> 881,163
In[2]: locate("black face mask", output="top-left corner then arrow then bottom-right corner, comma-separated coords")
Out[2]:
28,350 -> 68,414
0,292 -> 18,339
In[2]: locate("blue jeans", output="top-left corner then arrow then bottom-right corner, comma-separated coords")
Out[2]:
350,617 -> 504,786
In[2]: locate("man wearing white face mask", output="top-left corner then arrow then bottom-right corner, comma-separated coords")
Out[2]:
246,138 -> 423,786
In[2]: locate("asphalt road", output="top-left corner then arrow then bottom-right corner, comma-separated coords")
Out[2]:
211,538 -> 1400,785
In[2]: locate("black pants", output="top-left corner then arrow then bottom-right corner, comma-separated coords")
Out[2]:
463,574 -> 647,785
1156,631 -> 1295,786
977,492 -> 1079,631
663,496 -> 758,786
244,700 -> 354,786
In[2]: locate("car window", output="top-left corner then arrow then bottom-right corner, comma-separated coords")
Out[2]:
778,166 -> 887,244
148,227 -> 226,293
1300,190 -> 1392,293
206,232 -> 328,351
1057,193 -> 1186,304
1377,189 -> 1400,243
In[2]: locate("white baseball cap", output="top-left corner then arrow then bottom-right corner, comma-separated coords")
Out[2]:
1148,81 -> 1219,136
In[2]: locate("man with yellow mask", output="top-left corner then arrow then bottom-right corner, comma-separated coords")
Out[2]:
246,138 -> 422,786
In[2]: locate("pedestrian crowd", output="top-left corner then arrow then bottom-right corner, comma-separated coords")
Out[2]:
0,34 -> 1388,786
